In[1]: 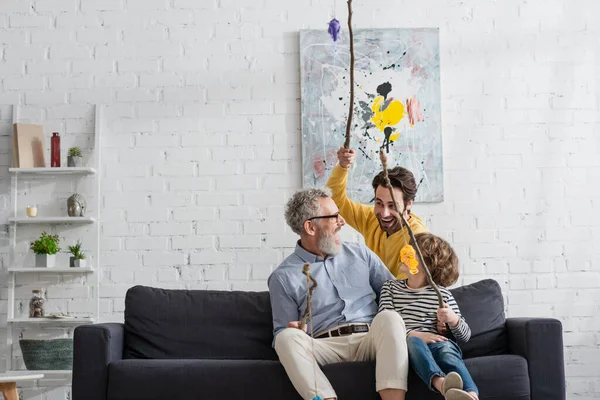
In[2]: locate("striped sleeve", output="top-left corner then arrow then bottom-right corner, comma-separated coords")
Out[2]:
378,280 -> 396,312
444,290 -> 471,343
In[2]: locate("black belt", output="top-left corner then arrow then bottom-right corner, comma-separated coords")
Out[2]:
314,323 -> 370,339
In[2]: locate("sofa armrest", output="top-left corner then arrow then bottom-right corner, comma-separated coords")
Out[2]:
506,318 -> 565,400
72,323 -> 125,400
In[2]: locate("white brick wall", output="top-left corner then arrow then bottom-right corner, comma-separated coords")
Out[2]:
1,0 -> 599,398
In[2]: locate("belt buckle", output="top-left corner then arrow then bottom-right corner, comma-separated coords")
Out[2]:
338,325 -> 352,336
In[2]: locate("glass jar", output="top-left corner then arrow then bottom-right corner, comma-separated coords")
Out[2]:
26,204 -> 38,217
29,289 -> 45,318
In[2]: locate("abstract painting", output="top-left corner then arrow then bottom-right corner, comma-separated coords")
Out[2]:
300,28 -> 443,203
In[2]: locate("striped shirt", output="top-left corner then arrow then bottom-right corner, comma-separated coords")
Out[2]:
378,279 -> 471,343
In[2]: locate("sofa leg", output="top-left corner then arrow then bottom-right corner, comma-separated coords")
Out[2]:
0,382 -> 19,400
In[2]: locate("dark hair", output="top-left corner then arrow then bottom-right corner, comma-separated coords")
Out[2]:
371,166 -> 417,204
414,232 -> 459,287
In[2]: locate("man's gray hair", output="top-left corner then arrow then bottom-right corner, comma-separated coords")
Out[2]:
285,187 -> 332,235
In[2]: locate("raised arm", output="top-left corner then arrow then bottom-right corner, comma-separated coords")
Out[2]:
326,148 -> 376,233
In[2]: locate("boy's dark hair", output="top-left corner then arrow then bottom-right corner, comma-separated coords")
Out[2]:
371,166 -> 418,205
414,232 -> 459,287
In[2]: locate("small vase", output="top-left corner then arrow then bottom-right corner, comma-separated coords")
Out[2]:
74,259 -> 87,268
51,132 -> 61,167
67,156 -> 83,167
35,254 -> 56,268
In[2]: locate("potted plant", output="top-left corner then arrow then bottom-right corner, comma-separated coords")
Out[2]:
68,241 -> 87,268
30,232 -> 60,268
67,146 -> 83,167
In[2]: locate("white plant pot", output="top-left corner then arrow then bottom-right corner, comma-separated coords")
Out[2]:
73,259 -> 87,268
35,254 -> 56,268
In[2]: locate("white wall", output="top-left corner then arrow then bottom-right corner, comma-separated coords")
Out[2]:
1,0 -> 599,398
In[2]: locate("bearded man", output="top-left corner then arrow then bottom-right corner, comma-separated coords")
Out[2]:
268,188 -> 409,400
326,147 -> 429,279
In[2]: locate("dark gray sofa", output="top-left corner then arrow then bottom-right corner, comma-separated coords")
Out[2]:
72,279 -> 565,400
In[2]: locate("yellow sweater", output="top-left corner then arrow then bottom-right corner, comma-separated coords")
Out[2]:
326,164 -> 429,279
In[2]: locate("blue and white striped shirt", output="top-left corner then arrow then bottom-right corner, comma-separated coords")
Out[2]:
378,279 -> 471,343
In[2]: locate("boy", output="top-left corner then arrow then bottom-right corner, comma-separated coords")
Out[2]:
379,233 -> 479,400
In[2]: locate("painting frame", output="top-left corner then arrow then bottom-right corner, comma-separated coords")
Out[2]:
300,28 -> 443,204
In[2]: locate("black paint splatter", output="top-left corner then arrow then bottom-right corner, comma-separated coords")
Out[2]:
383,126 -> 395,153
358,146 -> 372,161
376,82 -> 392,99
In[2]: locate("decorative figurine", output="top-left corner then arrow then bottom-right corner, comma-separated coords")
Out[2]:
67,193 -> 87,217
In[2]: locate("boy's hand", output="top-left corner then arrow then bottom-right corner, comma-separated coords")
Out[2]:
436,319 -> 449,335
409,331 -> 448,343
437,303 -> 460,327
337,147 -> 356,168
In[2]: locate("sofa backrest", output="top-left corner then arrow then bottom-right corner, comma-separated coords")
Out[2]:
450,279 -> 508,358
123,279 -> 507,361
124,285 -> 278,360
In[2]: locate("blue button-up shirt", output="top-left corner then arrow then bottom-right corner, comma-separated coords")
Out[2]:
268,241 -> 393,345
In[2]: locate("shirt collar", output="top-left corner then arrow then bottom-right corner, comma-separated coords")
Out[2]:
293,240 -> 328,263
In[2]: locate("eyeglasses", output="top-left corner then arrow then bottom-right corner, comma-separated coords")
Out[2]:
307,213 -> 342,222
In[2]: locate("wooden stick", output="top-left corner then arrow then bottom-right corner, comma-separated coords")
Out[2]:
379,149 -> 444,308
299,263 -> 318,332
343,0 -> 355,149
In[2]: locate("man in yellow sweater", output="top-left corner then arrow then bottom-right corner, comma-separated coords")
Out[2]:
326,147 -> 428,279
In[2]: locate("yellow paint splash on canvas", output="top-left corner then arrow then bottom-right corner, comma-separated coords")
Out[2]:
370,96 -> 405,136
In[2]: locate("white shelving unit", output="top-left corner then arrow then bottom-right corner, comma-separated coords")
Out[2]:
5,104 -> 102,375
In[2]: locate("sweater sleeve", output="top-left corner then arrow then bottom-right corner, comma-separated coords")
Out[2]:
446,292 -> 471,343
326,164 -> 375,234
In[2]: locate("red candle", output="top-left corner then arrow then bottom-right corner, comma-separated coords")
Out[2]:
51,132 -> 61,167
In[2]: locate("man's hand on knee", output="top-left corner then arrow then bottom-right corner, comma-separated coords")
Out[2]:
286,320 -> 308,332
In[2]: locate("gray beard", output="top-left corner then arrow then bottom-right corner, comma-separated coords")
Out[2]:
318,232 -> 342,256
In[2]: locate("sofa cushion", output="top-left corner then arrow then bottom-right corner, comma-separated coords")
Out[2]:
463,355 -> 529,400
450,279 -> 508,358
106,355 -> 529,400
107,359 -> 379,400
123,286 -> 277,360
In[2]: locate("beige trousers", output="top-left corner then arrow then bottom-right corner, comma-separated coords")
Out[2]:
274,310 -> 408,400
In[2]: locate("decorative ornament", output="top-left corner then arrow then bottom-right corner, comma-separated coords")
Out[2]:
328,18 -> 340,42
400,245 -> 419,275
67,193 -> 87,217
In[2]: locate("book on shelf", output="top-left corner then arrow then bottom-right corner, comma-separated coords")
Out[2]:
13,123 -> 46,168
12,130 -> 19,168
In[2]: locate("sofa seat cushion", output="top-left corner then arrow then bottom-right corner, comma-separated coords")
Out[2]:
106,355 -> 529,400
462,355 -> 530,400
107,359 -> 379,400
124,286 -> 277,360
